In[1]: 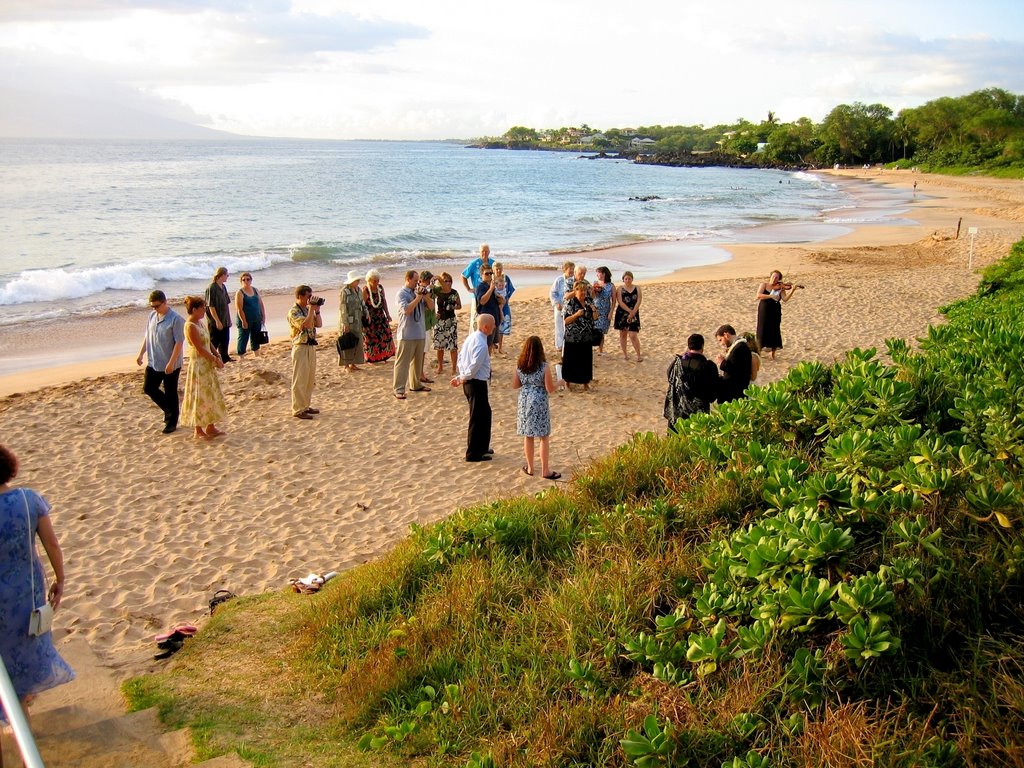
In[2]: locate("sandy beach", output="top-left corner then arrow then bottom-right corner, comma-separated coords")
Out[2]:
2,168 -> 1022,682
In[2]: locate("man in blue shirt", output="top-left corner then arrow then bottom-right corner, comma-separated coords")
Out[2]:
461,243 -> 491,329
393,270 -> 434,399
136,290 -> 186,434
451,314 -> 496,462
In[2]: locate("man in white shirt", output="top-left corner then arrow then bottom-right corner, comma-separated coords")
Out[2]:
450,313 -> 496,462
549,260 -> 575,353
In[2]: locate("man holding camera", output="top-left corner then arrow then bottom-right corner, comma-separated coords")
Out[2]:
392,269 -> 434,400
288,285 -> 323,419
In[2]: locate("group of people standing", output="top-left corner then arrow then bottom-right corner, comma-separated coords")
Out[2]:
549,260 -> 644,390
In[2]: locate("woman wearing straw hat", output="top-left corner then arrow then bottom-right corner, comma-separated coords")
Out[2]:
339,270 -> 368,371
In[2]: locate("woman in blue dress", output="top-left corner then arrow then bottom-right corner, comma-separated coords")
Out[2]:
0,445 -> 74,734
493,262 -> 516,355
513,336 -> 560,480
592,266 -> 615,355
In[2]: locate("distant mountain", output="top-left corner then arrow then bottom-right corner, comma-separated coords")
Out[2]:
0,87 -> 241,139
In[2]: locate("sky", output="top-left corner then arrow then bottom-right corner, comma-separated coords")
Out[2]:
1,0 -> 1023,140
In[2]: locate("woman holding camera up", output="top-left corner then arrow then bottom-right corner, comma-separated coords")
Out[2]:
755,270 -> 802,360
0,444 -> 75,749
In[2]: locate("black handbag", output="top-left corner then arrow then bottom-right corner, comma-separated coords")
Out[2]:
255,326 -> 270,345
337,331 -> 358,353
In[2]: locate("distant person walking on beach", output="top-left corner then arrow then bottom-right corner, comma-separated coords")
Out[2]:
451,314 -> 495,462
664,333 -> 720,431
755,270 -> 801,360
714,324 -> 752,403
393,270 -> 433,400
234,272 -> 267,358
137,289 -> 185,434
339,270 -> 367,371
288,285 -> 323,419
513,335 -> 560,479
461,243 -> 492,329
432,272 -> 462,374
204,266 -> 233,364
549,260 -> 575,353
182,296 -> 227,439
614,271 -> 643,362
362,269 -> 396,363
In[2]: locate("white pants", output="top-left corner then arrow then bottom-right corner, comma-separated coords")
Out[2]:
553,306 -> 565,351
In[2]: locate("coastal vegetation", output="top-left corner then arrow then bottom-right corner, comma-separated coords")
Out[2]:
129,239 -> 1024,766
481,89 -> 1024,176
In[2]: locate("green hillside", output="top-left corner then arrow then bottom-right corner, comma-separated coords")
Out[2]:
129,241 -> 1024,767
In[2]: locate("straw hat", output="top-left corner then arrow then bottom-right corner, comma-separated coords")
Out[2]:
346,270 -> 362,285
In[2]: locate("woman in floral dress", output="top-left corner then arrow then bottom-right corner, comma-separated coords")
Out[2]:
513,336 -> 559,479
432,271 -> 462,374
362,269 -> 396,363
182,295 -> 227,439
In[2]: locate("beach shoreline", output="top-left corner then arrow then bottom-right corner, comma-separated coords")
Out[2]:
3,169 -> 1022,685
0,167 -> 978,396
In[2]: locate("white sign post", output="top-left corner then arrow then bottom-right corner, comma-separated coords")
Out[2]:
968,226 -> 979,271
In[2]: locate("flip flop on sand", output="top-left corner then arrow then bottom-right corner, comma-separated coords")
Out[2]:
543,471 -> 561,480
154,624 -> 198,642
521,465 -> 532,476
209,589 -> 236,615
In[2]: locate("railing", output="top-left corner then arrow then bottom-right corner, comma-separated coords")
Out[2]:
0,655 -> 46,768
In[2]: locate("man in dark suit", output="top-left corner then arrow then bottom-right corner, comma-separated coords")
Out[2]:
714,324 -> 752,403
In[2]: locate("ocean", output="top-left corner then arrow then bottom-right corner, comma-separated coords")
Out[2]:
0,139 -> 909,328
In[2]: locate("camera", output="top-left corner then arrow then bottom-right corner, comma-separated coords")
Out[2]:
416,286 -> 429,295
310,296 -> 325,306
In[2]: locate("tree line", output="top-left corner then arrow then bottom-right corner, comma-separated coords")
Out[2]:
492,88 -> 1024,172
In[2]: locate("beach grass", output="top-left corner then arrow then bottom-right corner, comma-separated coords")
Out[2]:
126,240 -> 1024,766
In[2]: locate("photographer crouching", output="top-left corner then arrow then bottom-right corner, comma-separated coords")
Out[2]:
288,285 -> 324,419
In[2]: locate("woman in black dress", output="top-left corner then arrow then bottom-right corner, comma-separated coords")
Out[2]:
755,270 -> 801,360
614,271 -> 643,362
562,280 -> 598,391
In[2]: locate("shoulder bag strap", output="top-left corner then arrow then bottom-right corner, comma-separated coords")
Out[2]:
23,489 -> 36,601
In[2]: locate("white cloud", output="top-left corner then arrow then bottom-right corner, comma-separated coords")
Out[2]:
0,0 -> 1021,139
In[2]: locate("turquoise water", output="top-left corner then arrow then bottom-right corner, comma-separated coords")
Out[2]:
0,139 -> 900,326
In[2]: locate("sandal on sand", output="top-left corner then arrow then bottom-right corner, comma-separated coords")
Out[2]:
154,624 -> 198,643
543,471 -> 562,480
521,465 -> 533,476
394,392 -> 407,400
209,589 -> 236,615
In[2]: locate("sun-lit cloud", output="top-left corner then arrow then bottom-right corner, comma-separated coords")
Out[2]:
0,0 -> 1021,139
